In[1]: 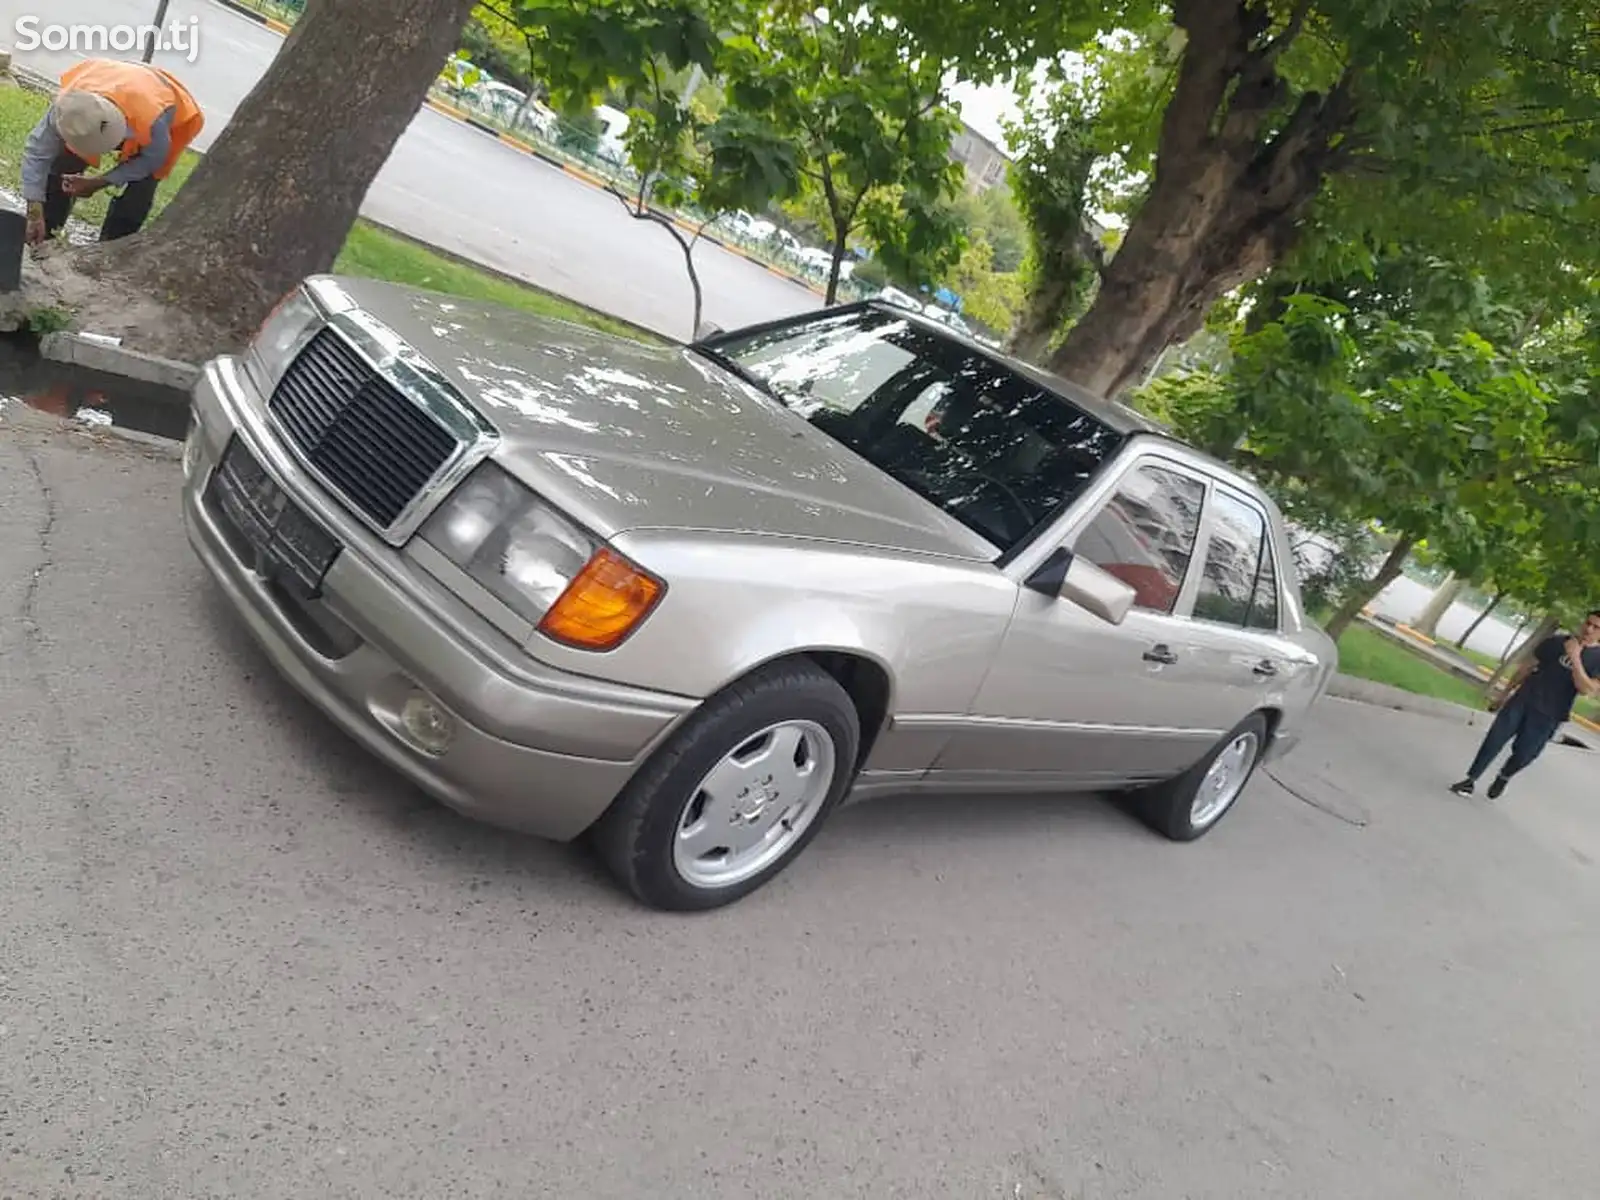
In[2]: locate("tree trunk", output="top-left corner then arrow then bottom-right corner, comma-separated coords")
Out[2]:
1499,610 -> 1533,667
1453,591 -> 1503,649
1006,272 -> 1072,362
84,0 -> 479,357
1410,573 -> 1466,638
1042,0 -> 1357,397
825,227 -> 851,305
1485,612 -> 1559,692
1324,534 -> 1416,641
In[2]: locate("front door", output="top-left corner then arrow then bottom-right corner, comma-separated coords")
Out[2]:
930,454 -> 1228,790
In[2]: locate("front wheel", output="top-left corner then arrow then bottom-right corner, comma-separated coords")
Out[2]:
591,659 -> 861,911
1128,712 -> 1269,841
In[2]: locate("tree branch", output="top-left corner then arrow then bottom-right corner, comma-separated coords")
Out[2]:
1263,0 -> 1314,64
1488,116 -> 1599,136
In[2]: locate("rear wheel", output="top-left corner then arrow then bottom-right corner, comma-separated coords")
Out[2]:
1128,712 -> 1268,841
591,659 -> 860,911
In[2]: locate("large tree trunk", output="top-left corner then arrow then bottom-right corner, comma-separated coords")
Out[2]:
80,0 -> 478,357
1324,534 -> 1415,641
1410,573 -> 1466,638
1043,0 -> 1357,397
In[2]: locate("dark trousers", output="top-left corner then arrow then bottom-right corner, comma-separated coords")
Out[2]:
43,151 -> 158,242
1466,691 -> 1562,781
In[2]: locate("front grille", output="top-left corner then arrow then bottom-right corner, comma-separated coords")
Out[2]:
268,327 -> 460,528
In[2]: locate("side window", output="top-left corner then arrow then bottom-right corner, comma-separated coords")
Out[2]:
1193,491 -> 1267,627
1073,463 -> 1206,615
1248,544 -> 1280,630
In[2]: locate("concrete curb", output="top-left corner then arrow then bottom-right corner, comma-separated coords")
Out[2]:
1327,674 -> 1490,725
40,331 -> 201,391
1326,673 -> 1593,749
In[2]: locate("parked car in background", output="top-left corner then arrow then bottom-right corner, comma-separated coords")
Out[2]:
180,284 -> 1337,911
876,285 -> 923,312
593,104 -> 630,164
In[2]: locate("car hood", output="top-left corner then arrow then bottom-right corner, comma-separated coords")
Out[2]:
324,277 -> 999,561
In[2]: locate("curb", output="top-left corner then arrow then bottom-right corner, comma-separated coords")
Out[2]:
1326,673 -> 1594,750
40,331 -> 201,391
1327,674 -> 1489,725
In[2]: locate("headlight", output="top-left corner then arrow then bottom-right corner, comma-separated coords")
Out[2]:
243,285 -> 321,396
419,462 -> 664,650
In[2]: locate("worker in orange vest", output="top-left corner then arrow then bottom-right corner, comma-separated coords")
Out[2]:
21,59 -> 204,246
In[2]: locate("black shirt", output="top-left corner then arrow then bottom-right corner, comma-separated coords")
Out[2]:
1519,635 -> 1600,721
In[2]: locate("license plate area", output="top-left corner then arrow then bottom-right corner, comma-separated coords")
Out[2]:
207,435 -> 341,599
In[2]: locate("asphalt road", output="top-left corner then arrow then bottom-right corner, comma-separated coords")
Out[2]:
0,0 -> 822,340
6,407 -> 1600,1197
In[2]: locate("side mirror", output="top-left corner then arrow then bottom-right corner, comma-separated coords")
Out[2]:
1024,547 -> 1136,626
694,319 -> 724,342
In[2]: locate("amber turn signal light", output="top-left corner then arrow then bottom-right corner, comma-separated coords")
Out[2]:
537,548 -> 664,650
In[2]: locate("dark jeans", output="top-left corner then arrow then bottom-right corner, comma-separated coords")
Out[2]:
43,151 -> 158,242
1466,691 -> 1562,781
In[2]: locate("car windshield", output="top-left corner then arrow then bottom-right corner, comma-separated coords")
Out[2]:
706,308 -> 1126,552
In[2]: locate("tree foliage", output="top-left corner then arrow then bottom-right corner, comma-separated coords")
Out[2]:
723,8 -> 967,302
494,0 -> 802,334
1138,249 -> 1600,636
941,0 -> 1600,400
1001,70 -> 1107,361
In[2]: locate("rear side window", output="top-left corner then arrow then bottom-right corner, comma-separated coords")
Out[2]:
1072,463 -> 1206,614
1193,489 -> 1281,630
1193,491 -> 1265,626
1248,545 -> 1280,630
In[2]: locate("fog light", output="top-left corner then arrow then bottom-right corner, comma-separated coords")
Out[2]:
400,690 -> 456,755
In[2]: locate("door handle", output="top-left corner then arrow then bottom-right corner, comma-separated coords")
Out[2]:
1143,644 -> 1179,665
1252,659 -> 1278,677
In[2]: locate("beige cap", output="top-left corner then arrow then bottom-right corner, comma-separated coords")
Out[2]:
51,89 -> 127,160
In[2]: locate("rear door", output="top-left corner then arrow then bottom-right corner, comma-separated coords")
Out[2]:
1181,482 -> 1295,729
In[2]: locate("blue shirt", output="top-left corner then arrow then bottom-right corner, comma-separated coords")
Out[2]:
21,105 -> 175,203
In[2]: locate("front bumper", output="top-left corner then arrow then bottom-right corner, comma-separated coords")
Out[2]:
180,354 -> 697,841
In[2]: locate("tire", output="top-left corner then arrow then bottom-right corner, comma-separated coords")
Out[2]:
591,658 -> 861,911
1128,712 -> 1269,842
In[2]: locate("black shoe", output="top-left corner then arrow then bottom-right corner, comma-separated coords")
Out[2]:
1449,778 -> 1475,796
1487,776 -> 1508,799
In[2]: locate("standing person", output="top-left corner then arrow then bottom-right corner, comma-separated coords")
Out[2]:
1450,610 -> 1600,798
20,59 -> 204,246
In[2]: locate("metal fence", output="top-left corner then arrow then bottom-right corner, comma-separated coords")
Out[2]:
224,0 -> 305,23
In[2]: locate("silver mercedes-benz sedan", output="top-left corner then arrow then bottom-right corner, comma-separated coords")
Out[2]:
180,277 -> 1336,910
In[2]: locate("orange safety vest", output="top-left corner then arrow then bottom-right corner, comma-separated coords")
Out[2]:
58,59 -> 204,181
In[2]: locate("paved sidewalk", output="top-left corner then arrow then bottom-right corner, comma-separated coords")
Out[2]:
6,409 -> 1600,1197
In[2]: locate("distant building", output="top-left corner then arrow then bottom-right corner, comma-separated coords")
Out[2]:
949,121 -> 1011,194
